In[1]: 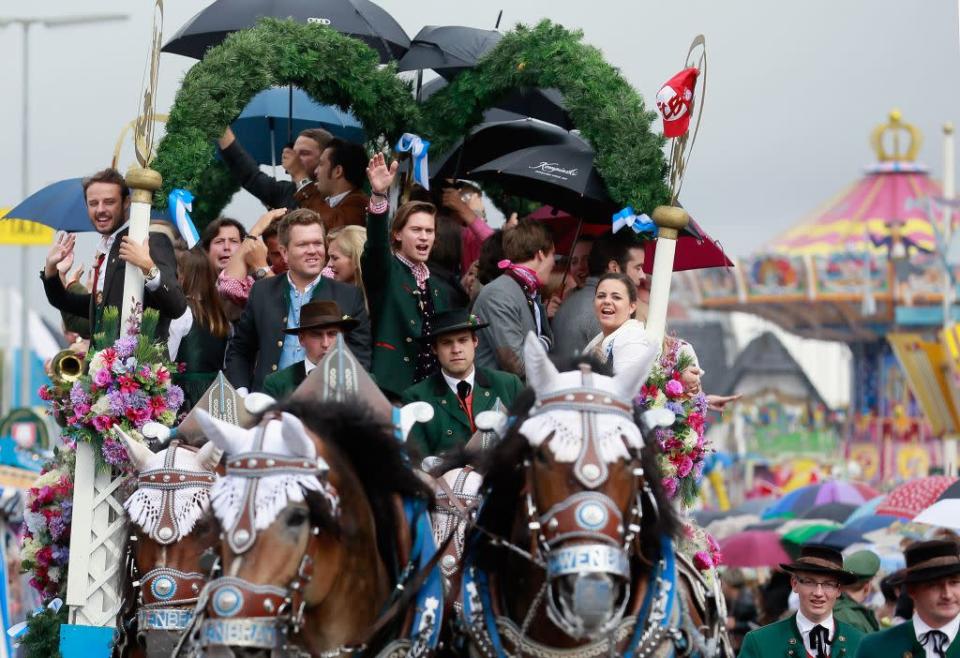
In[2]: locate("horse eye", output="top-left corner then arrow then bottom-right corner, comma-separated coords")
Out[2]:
535,448 -> 550,465
287,509 -> 309,527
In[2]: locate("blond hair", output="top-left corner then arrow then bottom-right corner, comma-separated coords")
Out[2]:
327,225 -> 367,307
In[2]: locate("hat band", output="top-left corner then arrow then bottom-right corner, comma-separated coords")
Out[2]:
793,557 -> 844,571
908,555 -> 960,571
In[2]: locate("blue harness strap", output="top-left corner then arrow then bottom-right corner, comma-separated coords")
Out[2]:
402,498 -> 444,653
623,535 -> 679,658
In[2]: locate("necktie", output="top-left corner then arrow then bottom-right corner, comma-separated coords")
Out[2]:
91,252 -> 107,304
456,381 -> 472,402
809,624 -> 831,658
921,629 -> 949,658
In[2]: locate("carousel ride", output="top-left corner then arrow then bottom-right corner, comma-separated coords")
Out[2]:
684,111 -> 960,484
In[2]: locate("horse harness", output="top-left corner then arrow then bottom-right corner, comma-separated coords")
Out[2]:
457,366 -> 698,657
128,440 -> 217,637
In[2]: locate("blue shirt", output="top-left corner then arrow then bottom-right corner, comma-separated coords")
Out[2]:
278,273 -> 323,369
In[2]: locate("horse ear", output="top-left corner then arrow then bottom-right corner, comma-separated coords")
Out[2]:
195,409 -> 248,456
280,412 -> 316,459
523,332 -> 558,393
612,339 -> 659,399
195,440 -> 222,471
114,427 -> 154,471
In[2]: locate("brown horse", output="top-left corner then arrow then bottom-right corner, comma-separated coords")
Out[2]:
114,432 -> 221,658
451,335 -> 732,657
191,399 -> 436,657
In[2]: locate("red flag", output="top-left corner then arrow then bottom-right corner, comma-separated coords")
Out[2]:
656,67 -> 699,138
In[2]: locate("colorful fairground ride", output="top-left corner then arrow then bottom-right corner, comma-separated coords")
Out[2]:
683,111 -> 960,485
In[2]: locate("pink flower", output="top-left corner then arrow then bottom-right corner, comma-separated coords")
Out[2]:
665,379 -> 684,398
676,455 -> 694,478
117,375 -> 139,394
693,550 -> 714,571
687,412 -> 705,434
661,477 -> 678,498
100,347 -> 117,367
155,366 -> 170,385
92,415 -> 114,432
93,368 -> 113,388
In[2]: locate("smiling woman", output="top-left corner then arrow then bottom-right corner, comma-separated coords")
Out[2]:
583,272 -> 655,374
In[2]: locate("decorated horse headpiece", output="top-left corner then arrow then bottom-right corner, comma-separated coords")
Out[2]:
196,409 -> 340,555
519,332 -> 658,488
117,429 -> 220,545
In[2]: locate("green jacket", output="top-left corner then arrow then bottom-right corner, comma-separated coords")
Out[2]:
261,361 -> 307,400
855,618 -> 960,658
739,614 -> 863,658
400,367 -> 523,456
361,210 -> 450,397
833,593 -> 880,634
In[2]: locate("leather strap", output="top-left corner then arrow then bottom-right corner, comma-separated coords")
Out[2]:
535,390 -> 633,417
140,567 -> 206,608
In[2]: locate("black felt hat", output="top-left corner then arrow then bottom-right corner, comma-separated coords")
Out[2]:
779,544 -> 858,585
419,308 -> 488,342
894,540 -> 960,585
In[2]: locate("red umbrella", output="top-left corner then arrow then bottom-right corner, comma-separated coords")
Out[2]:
642,215 -> 733,273
876,475 -> 959,519
850,481 -> 880,500
719,530 -> 792,568
526,206 -> 609,257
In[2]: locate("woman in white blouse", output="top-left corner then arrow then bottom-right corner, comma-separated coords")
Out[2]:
583,273 -> 656,373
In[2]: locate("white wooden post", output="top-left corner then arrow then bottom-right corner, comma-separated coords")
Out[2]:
645,206 -> 690,344
943,123 -> 958,477
61,166 -> 162,656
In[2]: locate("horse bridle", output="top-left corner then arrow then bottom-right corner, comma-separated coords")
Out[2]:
196,417 -> 336,654
129,440 -> 217,637
519,374 -> 660,640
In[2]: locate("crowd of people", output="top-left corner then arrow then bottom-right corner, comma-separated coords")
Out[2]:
724,536 -> 960,657
41,125 -> 687,457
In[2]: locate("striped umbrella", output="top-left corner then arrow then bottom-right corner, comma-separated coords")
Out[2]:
877,476 -> 959,519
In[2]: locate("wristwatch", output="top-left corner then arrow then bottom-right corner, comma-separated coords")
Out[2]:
144,266 -> 160,282
253,266 -> 271,281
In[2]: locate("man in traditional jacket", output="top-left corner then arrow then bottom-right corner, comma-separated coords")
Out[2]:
261,300 -> 358,399
739,544 -> 864,658
834,550 -> 882,634
401,308 -> 523,457
856,539 -> 960,658
225,209 -> 370,393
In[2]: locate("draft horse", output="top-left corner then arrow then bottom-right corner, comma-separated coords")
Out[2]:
452,334 -> 732,657
113,431 -> 221,658
188,399 -> 444,657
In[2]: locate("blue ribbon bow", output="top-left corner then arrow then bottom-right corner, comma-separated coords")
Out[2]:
169,188 -> 200,249
395,133 -> 431,191
7,598 -> 62,644
612,206 -> 657,237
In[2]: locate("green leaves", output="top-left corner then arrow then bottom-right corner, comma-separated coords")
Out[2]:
153,18 -> 419,227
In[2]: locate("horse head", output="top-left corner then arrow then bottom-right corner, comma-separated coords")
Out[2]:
116,429 -> 220,657
477,333 -> 674,642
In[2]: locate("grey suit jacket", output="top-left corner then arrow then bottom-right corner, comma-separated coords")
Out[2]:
472,274 -> 552,377
550,276 -> 600,363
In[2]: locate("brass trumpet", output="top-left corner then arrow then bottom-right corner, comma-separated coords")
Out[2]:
50,349 -> 85,386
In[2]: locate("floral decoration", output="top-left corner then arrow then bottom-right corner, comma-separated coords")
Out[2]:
20,455 -> 74,600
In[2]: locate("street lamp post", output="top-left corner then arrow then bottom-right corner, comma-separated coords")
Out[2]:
0,13 -> 127,413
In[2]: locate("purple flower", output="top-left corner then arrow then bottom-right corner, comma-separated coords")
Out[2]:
107,389 -> 126,416
165,385 -> 184,411
101,439 -> 129,466
69,382 -> 89,406
666,401 -> 684,416
48,515 -> 67,541
61,500 -> 72,518
114,335 -> 137,359
52,545 -> 69,564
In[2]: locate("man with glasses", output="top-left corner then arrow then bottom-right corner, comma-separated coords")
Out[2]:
739,544 -> 864,658
856,539 -> 960,658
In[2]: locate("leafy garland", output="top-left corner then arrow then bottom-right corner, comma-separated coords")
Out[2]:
152,18 -> 419,228
419,20 -> 671,215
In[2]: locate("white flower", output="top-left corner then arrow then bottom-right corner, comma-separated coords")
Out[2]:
681,428 -> 698,450
91,396 -> 112,416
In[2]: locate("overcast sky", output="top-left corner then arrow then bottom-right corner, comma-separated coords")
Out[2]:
1,0 -> 958,327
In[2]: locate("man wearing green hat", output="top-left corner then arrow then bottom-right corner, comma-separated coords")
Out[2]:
856,539 -> 960,658
739,544 -> 864,658
834,549 -> 881,633
262,300 -> 359,399
401,308 -> 523,456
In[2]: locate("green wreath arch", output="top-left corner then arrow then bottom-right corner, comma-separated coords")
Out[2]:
152,18 -> 419,227
419,20 -> 670,214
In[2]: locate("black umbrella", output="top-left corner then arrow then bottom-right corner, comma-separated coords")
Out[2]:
466,138 -> 618,221
397,25 -> 501,79
162,0 -> 410,63
800,502 -> 858,524
431,118 -> 573,181
421,77 -> 573,129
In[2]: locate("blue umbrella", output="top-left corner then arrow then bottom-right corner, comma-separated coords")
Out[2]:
812,528 -> 868,551
5,178 -> 174,233
843,514 -> 902,534
231,87 -> 365,167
